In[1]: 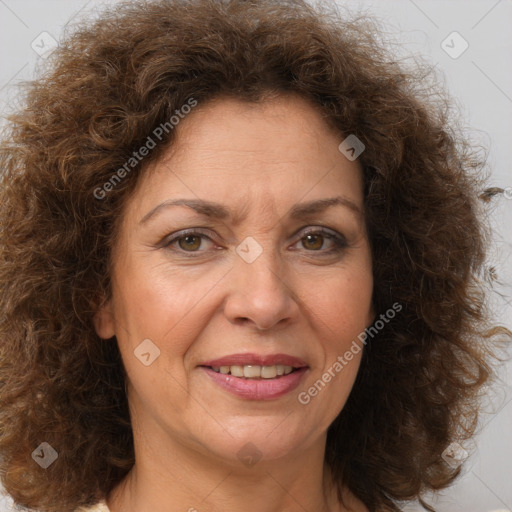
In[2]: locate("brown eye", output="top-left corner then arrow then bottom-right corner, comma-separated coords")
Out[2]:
295,228 -> 348,255
301,233 -> 325,250
162,229 -> 216,254
178,235 -> 203,251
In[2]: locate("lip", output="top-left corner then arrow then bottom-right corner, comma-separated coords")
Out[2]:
199,353 -> 308,368
201,366 -> 308,400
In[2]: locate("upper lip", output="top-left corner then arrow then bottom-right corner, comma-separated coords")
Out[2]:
199,353 -> 308,368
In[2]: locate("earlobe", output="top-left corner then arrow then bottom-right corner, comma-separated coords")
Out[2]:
93,299 -> 116,339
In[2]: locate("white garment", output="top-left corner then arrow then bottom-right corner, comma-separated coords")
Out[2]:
75,501 -> 110,512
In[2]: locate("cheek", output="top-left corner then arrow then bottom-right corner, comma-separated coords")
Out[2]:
111,265 -> 205,407
309,267 -> 373,346
300,270 -> 371,418
111,257 -> 223,361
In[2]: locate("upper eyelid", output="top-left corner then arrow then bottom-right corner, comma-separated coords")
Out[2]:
167,225 -> 342,239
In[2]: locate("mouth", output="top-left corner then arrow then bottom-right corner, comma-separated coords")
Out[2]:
199,353 -> 308,379
198,353 -> 309,400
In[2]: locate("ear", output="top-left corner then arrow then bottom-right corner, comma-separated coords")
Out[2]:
93,297 -> 116,339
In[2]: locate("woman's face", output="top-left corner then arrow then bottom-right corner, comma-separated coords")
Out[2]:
95,94 -> 374,467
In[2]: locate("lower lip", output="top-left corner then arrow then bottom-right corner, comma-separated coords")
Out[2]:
201,367 -> 308,400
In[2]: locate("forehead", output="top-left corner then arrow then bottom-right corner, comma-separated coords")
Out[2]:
166,94 -> 343,161
126,94 -> 365,224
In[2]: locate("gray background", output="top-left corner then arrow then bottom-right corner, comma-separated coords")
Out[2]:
0,1 -> 511,511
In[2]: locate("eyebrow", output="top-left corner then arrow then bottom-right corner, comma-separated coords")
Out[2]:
139,196 -> 362,225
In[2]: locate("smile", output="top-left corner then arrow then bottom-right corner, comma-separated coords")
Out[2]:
199,353 -> 309,400
209,364 -> 296,379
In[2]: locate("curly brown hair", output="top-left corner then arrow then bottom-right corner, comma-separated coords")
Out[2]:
0,1 -> 509,511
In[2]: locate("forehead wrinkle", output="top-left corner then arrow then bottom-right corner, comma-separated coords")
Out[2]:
231,192 -> 279,231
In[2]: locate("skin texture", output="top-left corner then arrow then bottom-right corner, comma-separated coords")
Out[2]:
94,94 -> 374,512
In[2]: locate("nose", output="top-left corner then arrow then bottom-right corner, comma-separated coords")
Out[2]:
223,245 -> 300,331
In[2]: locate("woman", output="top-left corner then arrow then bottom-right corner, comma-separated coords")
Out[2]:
0,1 -> 509,511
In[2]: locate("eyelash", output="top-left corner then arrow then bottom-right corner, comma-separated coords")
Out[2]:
161,227 -> 348,257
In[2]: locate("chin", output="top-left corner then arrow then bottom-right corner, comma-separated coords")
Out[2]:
194,422 -> 313,466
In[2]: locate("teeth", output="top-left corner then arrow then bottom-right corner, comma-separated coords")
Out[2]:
261,365 -> 277,378
210,364 -> 295,378
244,365 -> 261,378
230,365 -> 244,377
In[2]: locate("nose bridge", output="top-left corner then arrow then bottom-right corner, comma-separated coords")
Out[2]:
235,234 -> 287,295
225,234 -> 297,329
